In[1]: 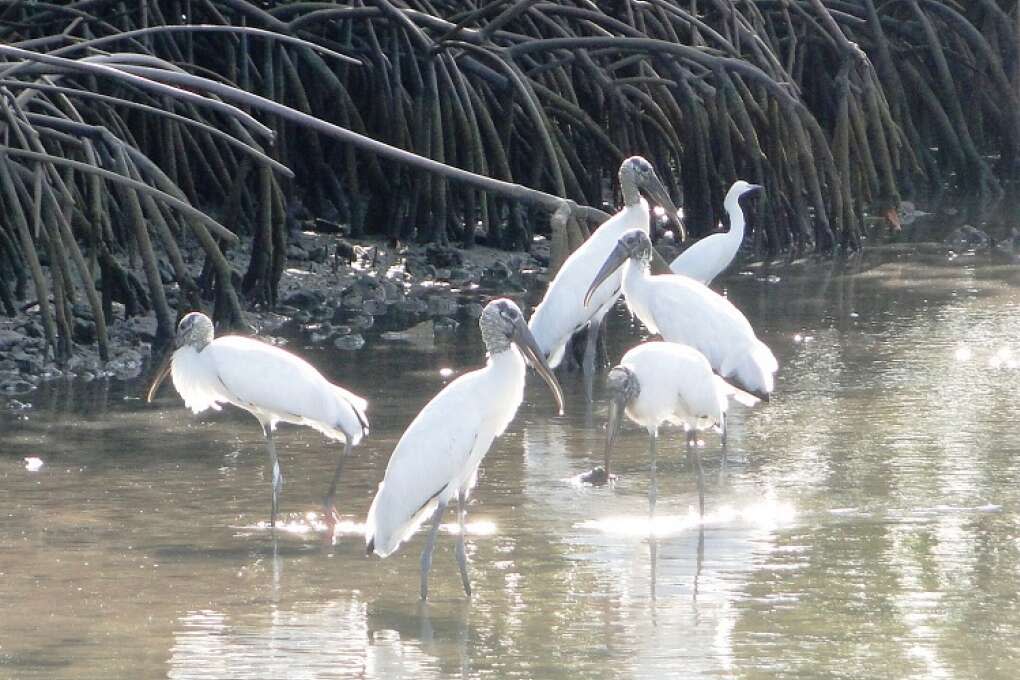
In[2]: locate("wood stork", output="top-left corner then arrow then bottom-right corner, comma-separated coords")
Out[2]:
585,229 -> 778,400
146,312 -> 368,529
597,342 -> 757,515
529,156 -> 683,400
670,181 -> 762,284
365,298 -> 564,600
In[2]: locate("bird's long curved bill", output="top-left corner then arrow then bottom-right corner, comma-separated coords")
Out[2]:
512,320 -> 565,415
644,172 -> 685,243
603,398 -> 624,479
146,350 -> 174,403
584,241 -> 630,308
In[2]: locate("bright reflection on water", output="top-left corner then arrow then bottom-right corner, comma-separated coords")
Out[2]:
5,245 -> 1020,678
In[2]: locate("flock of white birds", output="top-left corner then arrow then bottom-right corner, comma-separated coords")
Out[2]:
146,156 -> 778,600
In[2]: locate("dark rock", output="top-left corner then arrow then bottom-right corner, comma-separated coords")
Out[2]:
283,290 -> 324,311
341,289 -> 364,311
398,298 -> 427,315
72,303 -> 95,321
433,317 -> 459,338
461,302 -> 485,320
380,280 -> 401,302
944,225 -> 991,250
335,238 -> 356,263
287,244 -> 309,261
425,244 -> 464,268
73,318 -> 97,345
427,295 -> 459,317
0,329 -> 22,351
405,256 -> 436,280
333,334 -> 365,351
362,299 -> 387,316
307,246 -> 327,263
448,268 -> 473,286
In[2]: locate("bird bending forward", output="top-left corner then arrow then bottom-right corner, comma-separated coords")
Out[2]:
147,312 -> 368,529
366,298 -> 564,600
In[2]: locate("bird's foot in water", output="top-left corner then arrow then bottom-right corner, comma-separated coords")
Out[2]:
322,498 -> 342,539
580,466 -> 617,486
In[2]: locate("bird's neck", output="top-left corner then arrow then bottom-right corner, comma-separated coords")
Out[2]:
621,257 -> 651,297
487,344 -> 526,374
723,197 -> 746,241
620,173 -> 641,207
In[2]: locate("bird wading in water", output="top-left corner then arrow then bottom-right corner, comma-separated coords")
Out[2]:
365,298 -> 564,600
147,312 -> 368,530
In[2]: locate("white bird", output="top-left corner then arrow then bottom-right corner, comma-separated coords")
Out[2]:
146,312 -> 368,529
366,298 -> 564,600
529,156 -> 684,400
670,180 -> 762,284
585,229 -> 778,400
596,342 -> 758,514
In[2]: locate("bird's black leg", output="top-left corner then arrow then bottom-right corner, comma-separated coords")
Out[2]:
264,424 -> 283,528
455,490 -> 472,597
323,436 -> 350,530
420,500 -> 447,601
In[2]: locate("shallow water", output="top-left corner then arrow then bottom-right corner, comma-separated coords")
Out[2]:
4,246 -> 1020,679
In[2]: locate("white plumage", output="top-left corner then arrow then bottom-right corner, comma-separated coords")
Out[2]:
597,342 -> 758,515
147,312 -> 368,528
365,350 -> 525,558
365,298 -> 564,600
669,180 -> 762,284
529,198 -> 650,369
529,156 -> 682,399
588,229 -> 777,400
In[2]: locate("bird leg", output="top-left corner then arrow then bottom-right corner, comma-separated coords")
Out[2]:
455,490 -> 472,598
323,436 -> 351,533
686,429 -> 705,517
648,431 -> 658,519
264,425 -> 284,528
582,316 -> 602,404
420,500 -> 447,601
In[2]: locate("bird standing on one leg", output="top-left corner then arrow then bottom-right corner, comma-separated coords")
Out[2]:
598,342 -> 757,515
529,156 -> 684,401
365,298 -> 564,600
146,312 -> 368,529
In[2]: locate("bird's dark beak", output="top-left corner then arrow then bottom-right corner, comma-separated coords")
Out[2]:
602,396 -> 626,482
745,184 -> 764,197
511,319 -> 565,415
642,171 -> 685,243
146,349 -> 174,403
584,240 -> 630,308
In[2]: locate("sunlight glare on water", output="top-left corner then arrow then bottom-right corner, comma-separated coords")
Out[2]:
6,246 -> 1020,679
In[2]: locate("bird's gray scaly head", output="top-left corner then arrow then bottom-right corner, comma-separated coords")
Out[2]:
175,311 -> 214,350
618,156 -> 656,207
479,298 -> 521,355
619,229 -> 653,264
606,365 -> 640,406
479,298 -> 566,414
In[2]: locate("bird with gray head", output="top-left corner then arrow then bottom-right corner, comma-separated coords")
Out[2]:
670,180 -> 763,284
147,311 -> 369,532
585,228 -> 778,401
591,342 -> 757,516
366,298 -> 564,600
529,155 -> 684,402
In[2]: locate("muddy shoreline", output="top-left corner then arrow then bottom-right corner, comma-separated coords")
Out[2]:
0,230 -> 550,400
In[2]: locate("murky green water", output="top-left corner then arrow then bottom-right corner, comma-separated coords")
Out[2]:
4,246 -> 1020,679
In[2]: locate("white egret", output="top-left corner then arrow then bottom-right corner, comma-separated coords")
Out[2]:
146,312 -> 368,528
670,180 -> 762,284
529,156 -> 684,399
597,341 -> 757,514
365,298 -> 564,600
585,229 -> 778,400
